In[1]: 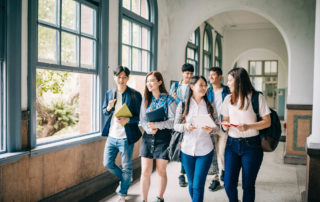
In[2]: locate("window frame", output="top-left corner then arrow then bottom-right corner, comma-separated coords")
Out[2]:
28,0 -> 108,149
119,0 -> 158,75
0,0 -> 5,154
185,27 -> 200,75
202,23 -> 213,78
214,32 -> 222,68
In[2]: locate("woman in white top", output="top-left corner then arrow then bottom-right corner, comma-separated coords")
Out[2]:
174,76 -> 219,202
221,67 -> 271,202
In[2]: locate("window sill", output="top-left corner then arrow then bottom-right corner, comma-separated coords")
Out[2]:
30,133 -> 105,157
0,152 -> 29,166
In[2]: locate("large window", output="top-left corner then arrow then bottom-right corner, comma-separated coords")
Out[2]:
33,0 -> 99,145
202,24 -> 212,79
249,60 -> 278,109
214,33 -> 222,68
186,27 -> 200,75
120,0 -> 157,93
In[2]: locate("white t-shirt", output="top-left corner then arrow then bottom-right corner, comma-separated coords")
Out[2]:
214,88 -> 223,118
221,93 -> 271,138
109,91 -> 127,139
181,98 -> 214,156
180,84 -> 188,100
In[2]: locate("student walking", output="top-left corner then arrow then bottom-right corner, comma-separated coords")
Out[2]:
140,71 -> 176,202
221,67 -> 271,202
207,67 -> 230,191
102,66 -> 142,202
174,76 -> 220,202
169,63 -> 194,187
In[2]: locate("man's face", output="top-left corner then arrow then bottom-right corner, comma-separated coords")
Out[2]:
114,71 -> 129,88
209,71 -> 222,85
182,71 -> 194,84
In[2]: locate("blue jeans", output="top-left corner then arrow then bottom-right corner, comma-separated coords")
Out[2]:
181,150 -> 213,202
103,137 -> 134,195
224,136 -> 263,202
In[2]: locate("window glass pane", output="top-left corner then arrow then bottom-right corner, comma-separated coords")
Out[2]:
81,37 -> 94,68
122,19 -> 131,45
122,45 -> 130,69
127,75 -> 145,95
141,0 -> 149,19
204,54 -> 209,68
132,48 -> 140,71
187,48 -> 194,59
215,42 -> 219,57
81,4 -> 95,36
61,32 -> 78,66
38,26 -> 58,63
36,69 -> 96,144
271,61 -> 277,74
188,32 -> 195,43
132,23 -> 141,48
38,0 -> 58,25
255,61 -> 262,75
122,0 -> 131,10
250,77 -> 263,91
132,0 -> 140,16
141,50 -> 149,72
62,0 -> 79,31
142,27 -> 150,50
265,61 -> 271,74
204,32 -> 209,51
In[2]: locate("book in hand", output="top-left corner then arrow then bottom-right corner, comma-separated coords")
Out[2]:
192,114 -> 217,128
114,104 -> 133,118
218,122 -> 239,127
146,107 -> 167,122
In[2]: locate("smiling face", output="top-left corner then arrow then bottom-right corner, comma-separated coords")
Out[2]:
209,71 -> 222,85
146,74 -> 162,92
182,71 -> 194,84
190,78 -> 208,98
227,74 -> 235,93
114,71 -> 129,88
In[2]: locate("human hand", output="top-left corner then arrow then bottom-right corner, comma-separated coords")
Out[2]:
116,117 -> 129,126
201,126 -> 214,134
172,91 -> 178,99
220,121 -> 230,131
148,122 -> 156,129
237,124 -> 249,132
185,123 -> 197,131
107,99 -> 116,111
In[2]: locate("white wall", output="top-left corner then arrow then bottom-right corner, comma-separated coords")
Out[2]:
164,0 -> 315,105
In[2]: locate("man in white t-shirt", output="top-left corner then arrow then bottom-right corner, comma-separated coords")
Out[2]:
207,67 -> 230,191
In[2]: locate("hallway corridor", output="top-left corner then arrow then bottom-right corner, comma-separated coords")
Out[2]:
102,142 -> 306,202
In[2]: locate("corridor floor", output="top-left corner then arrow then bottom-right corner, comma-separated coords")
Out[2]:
101,142 -> 306,202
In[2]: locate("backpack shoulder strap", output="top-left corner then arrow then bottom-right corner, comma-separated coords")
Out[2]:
251,91 -> 260,118
174,81 -> 179,90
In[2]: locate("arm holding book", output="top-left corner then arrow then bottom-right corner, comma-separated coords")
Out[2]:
154,101 -> 176,130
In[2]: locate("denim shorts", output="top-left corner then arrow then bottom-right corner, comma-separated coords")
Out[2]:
139,129 -> 172,160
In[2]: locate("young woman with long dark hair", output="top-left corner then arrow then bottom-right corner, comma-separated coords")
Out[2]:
139,71 -> 176,202
174,76 -> 219,202
221,67 -> 271,202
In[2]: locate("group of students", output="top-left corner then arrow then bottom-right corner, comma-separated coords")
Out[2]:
102,64 -> 271,202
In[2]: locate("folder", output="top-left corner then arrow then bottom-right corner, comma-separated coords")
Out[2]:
146,107 -> 167,122
192,114 -> 217,128
114,104 -> 133,118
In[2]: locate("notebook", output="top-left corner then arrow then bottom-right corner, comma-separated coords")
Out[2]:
114,104 -> 133,118
146,107 -> 167,122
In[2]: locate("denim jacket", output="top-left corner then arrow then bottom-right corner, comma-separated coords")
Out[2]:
169,81 -> 190,104
207,84 -> 230,103
102,86 -> 142,145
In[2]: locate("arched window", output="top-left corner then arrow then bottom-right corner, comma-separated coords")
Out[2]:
120,0 -> 158,74
214,33 -> 222,68
202,24 -> 213,78
185,27 -> 200,75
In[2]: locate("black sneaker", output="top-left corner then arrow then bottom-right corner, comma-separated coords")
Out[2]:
154,197 -> 164,202
178,175 -> 188,187
220,170 -> 225,182
208,180 -> 220,191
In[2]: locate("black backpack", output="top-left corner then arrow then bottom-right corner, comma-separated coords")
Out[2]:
251,91 -> 282,152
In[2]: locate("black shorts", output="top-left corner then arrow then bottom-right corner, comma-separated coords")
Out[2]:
139,129 -> 172,160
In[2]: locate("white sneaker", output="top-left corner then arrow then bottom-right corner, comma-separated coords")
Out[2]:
117,195 -> 126,202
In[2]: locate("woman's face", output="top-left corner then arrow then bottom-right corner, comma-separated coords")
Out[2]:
227,74 -> 235,93
191,78 -> 207,97
146,74 -> 162,92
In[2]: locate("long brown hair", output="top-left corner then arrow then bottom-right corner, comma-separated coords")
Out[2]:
183,76 -> 214,119
228,67 -> 255,110
144,71 -> 168,108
